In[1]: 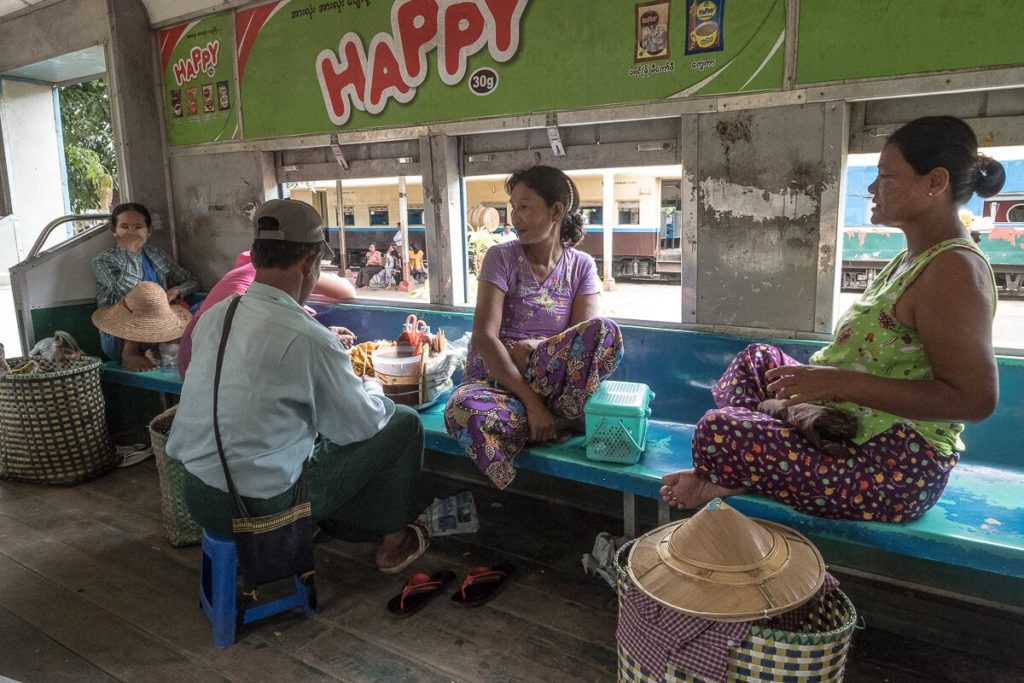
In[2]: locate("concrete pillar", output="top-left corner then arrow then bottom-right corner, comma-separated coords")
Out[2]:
602,169 -> 616,291
420,135 -> 464,305
335,180 -> 347,272
398,174 -> 411,290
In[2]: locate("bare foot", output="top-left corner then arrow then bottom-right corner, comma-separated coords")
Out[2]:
758,399 -> 856,457
659,470 -> 746,510
374,526 -> 419,571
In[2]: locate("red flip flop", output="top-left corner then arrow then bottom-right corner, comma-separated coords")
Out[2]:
450,563 -> 515,607
386,570 -> 456,618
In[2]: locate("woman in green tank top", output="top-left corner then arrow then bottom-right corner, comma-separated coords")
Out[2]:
661,116 -> 1005,523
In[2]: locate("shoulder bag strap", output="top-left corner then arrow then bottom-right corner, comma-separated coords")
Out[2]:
212,295 -> 249,517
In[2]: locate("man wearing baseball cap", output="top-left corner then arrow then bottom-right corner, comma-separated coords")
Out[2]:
167,199 -> 429,574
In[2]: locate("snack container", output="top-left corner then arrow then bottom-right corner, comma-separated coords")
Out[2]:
584,381 -> 655,464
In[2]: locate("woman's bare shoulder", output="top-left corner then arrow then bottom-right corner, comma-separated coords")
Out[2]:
910,245 -> 994,312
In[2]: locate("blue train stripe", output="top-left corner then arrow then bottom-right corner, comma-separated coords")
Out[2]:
583,226 -> 661,233
325,226 -> 427,232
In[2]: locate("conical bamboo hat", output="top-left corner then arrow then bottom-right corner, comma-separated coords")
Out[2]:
92,282 -> 191,344
627,499 -> 825,621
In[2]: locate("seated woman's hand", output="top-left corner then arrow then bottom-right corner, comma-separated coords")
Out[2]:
510,338 -> 542,377
525,400 -> 558,443
166,286 -> 181,303
764,364 -> 846,407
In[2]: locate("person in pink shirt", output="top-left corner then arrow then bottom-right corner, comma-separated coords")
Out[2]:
355,243 -> 384,288
177,251 -> 355,377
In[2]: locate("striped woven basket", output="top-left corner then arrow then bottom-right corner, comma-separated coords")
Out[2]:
0,355 -> 116,485
148,406 -> 201,547
614,540 -> 858,683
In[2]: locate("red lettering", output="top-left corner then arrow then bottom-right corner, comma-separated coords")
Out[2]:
185,59 -> 198,82
172,60 -> 187,87
440,1 -> 486,84
366,36 -> 414,112
394,0 -> 439,85
207,40 -> 220,71
190,46 -> 203,70
316,35 -> 368,126
481,0 -> 526,58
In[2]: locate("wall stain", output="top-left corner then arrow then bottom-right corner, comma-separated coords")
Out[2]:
715,114 -> 753,169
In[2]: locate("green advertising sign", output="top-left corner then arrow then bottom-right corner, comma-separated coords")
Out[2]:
159,12 -> 240,146
796,0 -> 1024,85
234,0 -> 784,141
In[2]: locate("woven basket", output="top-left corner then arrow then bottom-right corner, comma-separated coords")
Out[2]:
0,355 -> 116,485
614,540 -> 857,683
149,406 -> 201,547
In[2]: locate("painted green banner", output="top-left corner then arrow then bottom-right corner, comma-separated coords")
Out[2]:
234,0 -> 784,141
796,0 -> 1024,85
159,12 -> 240,146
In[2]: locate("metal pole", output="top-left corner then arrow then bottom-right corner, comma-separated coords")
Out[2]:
398,175 -> 411,290
602,169 -> 616,291
335,180 -> 347,272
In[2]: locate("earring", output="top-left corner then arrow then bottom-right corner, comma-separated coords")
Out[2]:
928,192 -> 934,196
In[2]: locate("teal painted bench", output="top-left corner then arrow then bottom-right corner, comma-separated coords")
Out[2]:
315,303 -> 1024,605
97,302 -> 1024,603
100,361 -> 185,395
419,403 -> 1024,580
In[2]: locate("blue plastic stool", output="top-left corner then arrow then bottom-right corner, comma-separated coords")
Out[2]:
199,529 -> 317,648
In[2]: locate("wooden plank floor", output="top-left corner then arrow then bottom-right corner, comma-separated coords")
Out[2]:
1,457 -> 1022,682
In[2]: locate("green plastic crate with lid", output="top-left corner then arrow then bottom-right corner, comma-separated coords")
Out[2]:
584,381 -> 655,464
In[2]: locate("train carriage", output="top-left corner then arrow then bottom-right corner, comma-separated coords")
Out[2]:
0,0 -> 1023,680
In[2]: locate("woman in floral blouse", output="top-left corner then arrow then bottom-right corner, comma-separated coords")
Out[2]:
445,166 -> 623,489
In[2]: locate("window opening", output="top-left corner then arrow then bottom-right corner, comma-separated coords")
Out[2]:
287,176 -> 429,302
369,206 -> 390,226
462,166 -> 682,323
840,147 -> 1024,351
617,201 -> 640,225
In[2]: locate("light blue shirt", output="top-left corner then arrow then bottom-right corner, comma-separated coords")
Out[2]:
166,282 -> 394,498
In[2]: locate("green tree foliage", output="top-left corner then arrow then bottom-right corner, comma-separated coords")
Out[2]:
59,80 -> 116,213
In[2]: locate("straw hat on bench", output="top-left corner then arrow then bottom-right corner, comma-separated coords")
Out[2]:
627,499 -> 826,621
92,281 -> 191,343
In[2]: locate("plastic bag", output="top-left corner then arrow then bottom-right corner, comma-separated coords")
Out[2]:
27,331 -> 84,367
28,337 -> 58,361
417,491 -> 480,536
582,531 -> 628,589
446,331 -> 472,370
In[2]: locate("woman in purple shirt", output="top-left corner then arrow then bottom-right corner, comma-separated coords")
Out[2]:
445,166 -> 624,489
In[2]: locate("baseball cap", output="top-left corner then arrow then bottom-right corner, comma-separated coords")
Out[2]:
253,199 -> 334,258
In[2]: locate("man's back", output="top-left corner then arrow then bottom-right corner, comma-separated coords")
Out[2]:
167,282 -> 393,498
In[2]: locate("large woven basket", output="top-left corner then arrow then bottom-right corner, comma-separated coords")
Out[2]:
614,540 -> 857,683
149,406 -> 201,547
0,355 -> 116,485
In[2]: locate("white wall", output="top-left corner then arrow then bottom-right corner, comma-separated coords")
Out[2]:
0,78 -> 65,280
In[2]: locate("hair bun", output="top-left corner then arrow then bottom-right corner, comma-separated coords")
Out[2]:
974,155 -> 1006,198
560,210 -> 585,247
